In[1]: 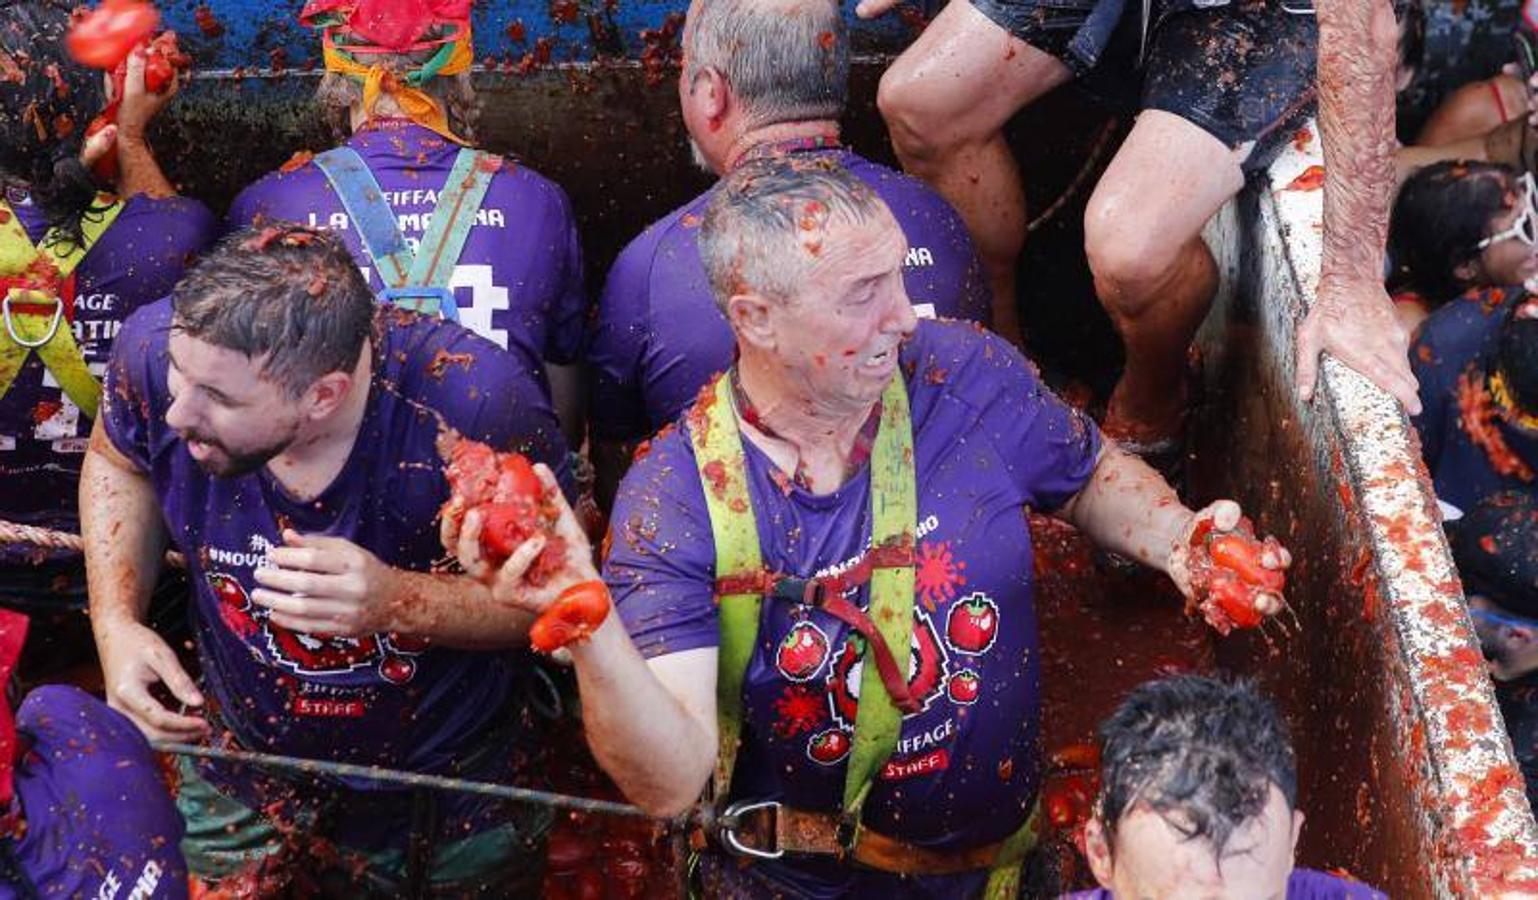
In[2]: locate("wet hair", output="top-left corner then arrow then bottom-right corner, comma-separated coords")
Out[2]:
313,26 -> 479,143
1390,161 -> 1522,303
0,1 -> 111,247
1448,492 -> 1538,619
684,0 -> 848,129
171,223 -> 375,398
1097,674 -> 1298,861
698,156 -> 888,311
1497,304 -> 1538,416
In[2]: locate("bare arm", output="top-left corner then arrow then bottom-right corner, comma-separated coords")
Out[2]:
1295,0 -> 1421,413
250,530 -> 535,650
112,47 -> 177,200
448,466 -> 717,816
82,418 -> 209,740
1054,445 -> 1193,570
570,630 -> 718,817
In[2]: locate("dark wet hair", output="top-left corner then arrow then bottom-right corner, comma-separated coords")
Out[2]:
1390,161 -> 1520,303
1448,492 -> 1538,620
699,155 -> 888,311
171,223 -> 375,398
0,1 -> 110,248
1497,304 -> 1538,416
1097,674 -> 1298,861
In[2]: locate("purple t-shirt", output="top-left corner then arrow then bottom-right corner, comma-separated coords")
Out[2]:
100,299 -> 568,844
1061,869 -> 1388,899
7,685 -> 188,900
607,320 -> 1099,896
227,120 -> 586,371
0,189 -> 214,565
587,144 -> 992,442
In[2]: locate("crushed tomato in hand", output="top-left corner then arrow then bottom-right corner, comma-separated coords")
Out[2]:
529,580 -> 610,653
1185,516 -> 1287,634
82,30 -> 191,181
438,432 -> 567,586
65,0 -> 159,70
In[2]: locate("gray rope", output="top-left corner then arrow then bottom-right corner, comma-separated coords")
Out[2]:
154,741 -> 653,820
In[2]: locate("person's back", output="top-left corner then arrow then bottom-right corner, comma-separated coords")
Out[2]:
226,0 -> 586,382
228,122 -> 584,376
1410,290 -> 1538,513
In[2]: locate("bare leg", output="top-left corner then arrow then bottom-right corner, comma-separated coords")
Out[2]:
877,0 -> 1072,345
1085,110 -> 1246,444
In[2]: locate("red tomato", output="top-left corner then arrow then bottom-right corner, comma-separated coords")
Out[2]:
66,0 -> 159,70
477,501 -> 538,564
1209,534 -> 1285,592
530,581 -> 610,653
1210,569 -> 1266,630
494,452 -> 543,504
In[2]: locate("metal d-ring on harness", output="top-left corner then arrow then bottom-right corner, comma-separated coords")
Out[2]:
0,296 -> 61,350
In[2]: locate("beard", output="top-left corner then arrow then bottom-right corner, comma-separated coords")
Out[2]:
183,427 -> 297,479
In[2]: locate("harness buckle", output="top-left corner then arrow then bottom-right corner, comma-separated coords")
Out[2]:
2,292 -> 63,349
718,799 -> 785,860
381,286 -> 460,323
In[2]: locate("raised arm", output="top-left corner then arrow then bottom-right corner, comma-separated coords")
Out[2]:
82,418 -> 209,741
112,47 -> 178,200
1295,0 -> 1421,414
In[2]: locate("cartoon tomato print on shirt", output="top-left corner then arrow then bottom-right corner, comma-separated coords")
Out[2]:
775,620 -> 830,682
946,593 -> 1000,655
826,607 -> 949,729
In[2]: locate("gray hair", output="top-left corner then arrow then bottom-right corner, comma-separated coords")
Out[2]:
684,0 -> 848,129
699,156 -> 888,311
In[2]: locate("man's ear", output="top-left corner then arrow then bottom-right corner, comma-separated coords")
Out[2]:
727,292 -> 777,351
1085,816 -> 1117,888
1453,258 -> 1482,285
686,65 -> 730,125
1511,623 -> 1537,648
1290,809 -> 1305,858
301,370 -> 354,421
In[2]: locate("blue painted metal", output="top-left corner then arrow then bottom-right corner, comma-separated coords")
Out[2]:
156,0 -> 922,73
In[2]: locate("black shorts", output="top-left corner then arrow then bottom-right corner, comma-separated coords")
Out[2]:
969,0 -> 1317,164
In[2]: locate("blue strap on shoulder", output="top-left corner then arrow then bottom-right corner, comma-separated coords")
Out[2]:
313,147 -> 415,289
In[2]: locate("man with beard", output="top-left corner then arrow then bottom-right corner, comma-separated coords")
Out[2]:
81,224 -> 569,893
586,0 -> 990,500
1448,491 -> 1538,815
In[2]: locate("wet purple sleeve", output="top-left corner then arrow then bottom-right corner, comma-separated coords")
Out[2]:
958,330 -> 1102,510
605,430 -> 721,658
587,232 -> 659,443
99,301 -> 169,473
1056,890 -> 1112,900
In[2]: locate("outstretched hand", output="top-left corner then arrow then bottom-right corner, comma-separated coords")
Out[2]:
1166,500 -> 1290,628
1296,275 -> 1420,415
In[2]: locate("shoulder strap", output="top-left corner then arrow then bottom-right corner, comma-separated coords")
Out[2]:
689,375 -> 766,800
691,372 -> 918,823
313,147 -> 415,288
407,148 -> 497,289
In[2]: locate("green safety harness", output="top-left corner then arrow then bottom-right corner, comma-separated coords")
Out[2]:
0,195 -> 124,419
688,371 -> 1037,896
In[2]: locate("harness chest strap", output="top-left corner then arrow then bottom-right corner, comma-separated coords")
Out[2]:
312,145 -> 498,322
688,372 -> 1035,892
0,196 -> 124,419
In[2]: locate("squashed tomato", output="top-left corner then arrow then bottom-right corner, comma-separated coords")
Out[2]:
66,0 -> 159,70
530,581 -> 610,653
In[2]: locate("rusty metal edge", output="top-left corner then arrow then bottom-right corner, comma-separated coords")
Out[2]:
1262,124 -> 1538,896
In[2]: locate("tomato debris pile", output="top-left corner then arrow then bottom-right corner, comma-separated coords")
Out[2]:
439,432 -> 567,585
1186,517 -> 1287,634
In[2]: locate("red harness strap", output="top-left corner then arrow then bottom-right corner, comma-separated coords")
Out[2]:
715,540 -> 919,714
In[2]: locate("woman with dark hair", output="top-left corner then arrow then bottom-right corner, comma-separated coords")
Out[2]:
1389,160 -> 1538,333
0,3 -> 213,635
